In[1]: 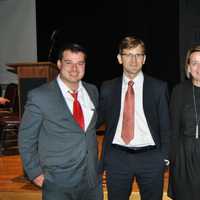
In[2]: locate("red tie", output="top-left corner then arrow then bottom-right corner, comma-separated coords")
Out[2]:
121,81 -> 135,144
71,92 -> 85,130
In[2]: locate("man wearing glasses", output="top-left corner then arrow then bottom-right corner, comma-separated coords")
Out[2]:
98,35 -> 171,200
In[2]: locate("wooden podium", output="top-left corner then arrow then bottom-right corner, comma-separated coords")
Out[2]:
7,62 -> 58,117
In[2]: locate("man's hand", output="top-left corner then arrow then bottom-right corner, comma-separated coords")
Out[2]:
33,174 -> 44,187
0,97 -> 10,105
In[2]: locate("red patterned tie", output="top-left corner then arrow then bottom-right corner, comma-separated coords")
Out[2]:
121,81 -> 134,144
71,92 -> 85,130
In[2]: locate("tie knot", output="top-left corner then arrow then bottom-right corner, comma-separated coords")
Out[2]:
128,81 -> 134,87
70,92 -> 78,100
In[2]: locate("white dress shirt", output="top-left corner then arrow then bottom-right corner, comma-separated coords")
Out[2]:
112,71 -> 155,147
57,75 -> 95,131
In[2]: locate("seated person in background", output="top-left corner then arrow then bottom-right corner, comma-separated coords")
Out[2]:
0,97 -> 10,105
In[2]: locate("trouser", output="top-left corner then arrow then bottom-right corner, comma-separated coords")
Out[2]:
106,147 -> 166,200
42,179 -> 99,200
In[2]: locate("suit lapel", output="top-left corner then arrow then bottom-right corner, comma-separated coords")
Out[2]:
143,75 -> 155,131
82,82 -> 97,108
51,80 -> 98,132
143,75 -> 153,119
143,75 -> 151,114
50,80 -> 75,122
82,82 -> 97,132
111,77 -> 123,130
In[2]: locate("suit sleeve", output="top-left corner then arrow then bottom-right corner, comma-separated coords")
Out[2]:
158,83 -> 171,159
96,82 -> 107,129
169,85 -> 182,162
18,91 -> 43,180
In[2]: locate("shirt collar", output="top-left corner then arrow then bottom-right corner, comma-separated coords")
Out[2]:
57,75 -> 83,94
123,71 -> 144,86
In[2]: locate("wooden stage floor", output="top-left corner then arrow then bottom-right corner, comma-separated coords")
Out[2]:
0,154 -> 171,200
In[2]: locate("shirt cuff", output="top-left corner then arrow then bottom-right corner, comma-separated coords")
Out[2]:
164,159 -> 170,166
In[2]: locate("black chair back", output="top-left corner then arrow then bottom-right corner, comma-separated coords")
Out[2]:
3,83 -> 19,113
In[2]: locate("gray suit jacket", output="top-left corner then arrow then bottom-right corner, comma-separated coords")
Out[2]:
18,79 -> 99,188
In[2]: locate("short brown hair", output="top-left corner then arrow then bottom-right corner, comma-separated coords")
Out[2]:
118,36 -> 146,54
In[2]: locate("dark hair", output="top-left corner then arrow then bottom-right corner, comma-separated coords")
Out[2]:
118,36 -> 146,54
58,43 -> 87,60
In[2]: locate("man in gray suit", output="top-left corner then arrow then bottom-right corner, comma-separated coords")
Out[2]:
18,43 -> 99,200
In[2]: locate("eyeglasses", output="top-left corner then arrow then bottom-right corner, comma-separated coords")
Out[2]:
190,61 -> 200,67
121,53 -> 145,60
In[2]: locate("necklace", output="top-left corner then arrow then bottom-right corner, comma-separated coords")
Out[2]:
192,85 -> 200,139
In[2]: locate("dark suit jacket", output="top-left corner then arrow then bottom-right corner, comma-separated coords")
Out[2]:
98,74 -> 171,171
18,79 -> 99,188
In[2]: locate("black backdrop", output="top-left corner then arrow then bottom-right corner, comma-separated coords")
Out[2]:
36,0 -> 180,91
